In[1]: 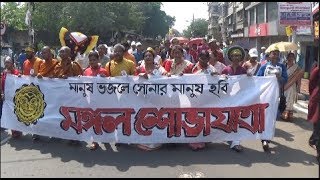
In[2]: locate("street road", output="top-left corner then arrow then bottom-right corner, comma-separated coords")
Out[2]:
1,112 -> 319,178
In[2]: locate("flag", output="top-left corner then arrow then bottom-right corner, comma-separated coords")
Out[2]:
285,26 -> 293,36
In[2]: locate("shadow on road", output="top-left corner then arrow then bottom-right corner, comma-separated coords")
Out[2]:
5,130 -> 318,172
290,113 -> 313,132
274,127 -> 295,142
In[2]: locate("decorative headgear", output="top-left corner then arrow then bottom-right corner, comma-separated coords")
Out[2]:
25,46 -> 35,52
227,45 -> 245,61
59,27 -> 98,60
146,47 -> 154,52
144,47 -> 155,57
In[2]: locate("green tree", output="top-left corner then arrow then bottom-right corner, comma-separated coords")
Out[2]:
183,18 -> 208,38
32,2 -> 65,33
0,2 -> 27,30
1,2 -> 175,45
138,2 -> 176,38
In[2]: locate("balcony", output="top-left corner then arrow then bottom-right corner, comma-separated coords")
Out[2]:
209,13 -> 220,19
208,24 -> 219,30
236,21 -> 244,30
235,3 -> 244,12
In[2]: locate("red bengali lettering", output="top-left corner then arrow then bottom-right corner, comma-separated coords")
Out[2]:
60,107 -> 134,136
60,104 -> 269,137
211,108 -> 230,132
181,108 -> 206,137
210,103 -> 269,134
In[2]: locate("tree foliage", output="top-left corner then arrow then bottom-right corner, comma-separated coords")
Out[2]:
183,18 -> 208,38
1,2 -> 27,30
1,2 -> 175,44
139,2 -> 176,38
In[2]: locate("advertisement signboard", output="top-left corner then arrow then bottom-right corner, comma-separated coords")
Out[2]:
278,2 -> 312,26
248,23 -> 268,37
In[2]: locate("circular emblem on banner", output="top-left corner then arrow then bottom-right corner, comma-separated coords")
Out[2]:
14,83 -> 46,126
1,22 -> 6,35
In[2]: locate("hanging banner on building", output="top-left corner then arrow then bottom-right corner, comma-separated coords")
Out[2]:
296,26 -> 312,35
1,74 -> 279,143
279,2 -> 312,26
312,2 -> 319,14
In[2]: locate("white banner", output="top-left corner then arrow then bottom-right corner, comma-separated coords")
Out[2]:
1,74 -> 279,143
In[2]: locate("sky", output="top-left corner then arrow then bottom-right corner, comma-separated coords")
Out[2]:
0,2 -> 209,34
161,2 -> 209,33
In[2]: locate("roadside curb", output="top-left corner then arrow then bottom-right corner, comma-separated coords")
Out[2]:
293,103 -> 308,114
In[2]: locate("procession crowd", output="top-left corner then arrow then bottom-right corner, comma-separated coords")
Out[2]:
0,37 -> 319,162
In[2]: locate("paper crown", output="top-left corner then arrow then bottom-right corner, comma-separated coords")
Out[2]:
59,27 -> 98,60
227,46 -> 245,61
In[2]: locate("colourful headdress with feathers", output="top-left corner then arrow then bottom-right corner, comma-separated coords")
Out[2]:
59,27 -> 98,60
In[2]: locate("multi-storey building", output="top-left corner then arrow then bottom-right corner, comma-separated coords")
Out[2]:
207,2 -> 222,41
217,2 -> 228,43
224,2 -> 250,47
215,2 -> 316,73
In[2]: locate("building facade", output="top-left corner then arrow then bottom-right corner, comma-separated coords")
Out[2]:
207,2 -> 222,41
214,2 -> 315,73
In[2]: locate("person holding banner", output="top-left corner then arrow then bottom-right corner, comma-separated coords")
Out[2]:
33,46 -> 59,141
191,50 -> 218,75
136,48 -> 165,151
53,46 -> 83,79
136,47 -> 167,78
105,44 -> 136,77
189,50 -> 218,151
30,46 -> 58,140
163,45 -> 193,149
84,51 -> 108,77
22,46 -> 43,76
21,46 -> 44,141
1,56 -> 21,136
104,44 -> 135,147
164,45 -> 194,76
256,47 -> 288,152
37,46 -> 59,78
83,51 -> 108,150
221,46 -> 247,152
53,46 -> 83,145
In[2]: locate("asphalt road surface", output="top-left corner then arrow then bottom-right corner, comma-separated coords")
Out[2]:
1,112 -> 319,178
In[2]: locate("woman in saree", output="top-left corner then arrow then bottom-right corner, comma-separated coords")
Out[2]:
136,48 -> 167,151
282,52 -> 304,121
189,50 -> 218,151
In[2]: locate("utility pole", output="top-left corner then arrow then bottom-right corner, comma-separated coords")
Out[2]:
26,2 -> 34,46
191,13 -> 195,38
221,3 -> 227,43
291,27 -> 296,44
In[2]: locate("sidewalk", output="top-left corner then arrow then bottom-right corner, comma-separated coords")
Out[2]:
293,93 -> 308,115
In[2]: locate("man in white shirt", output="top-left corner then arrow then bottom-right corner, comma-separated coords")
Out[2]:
128,41 -> 137,54
260,47 -> 266,62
